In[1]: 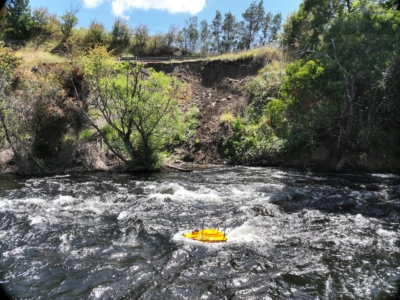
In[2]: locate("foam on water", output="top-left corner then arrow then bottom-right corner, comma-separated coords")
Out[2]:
28,215 -> 47,225
53,195 -> 77,206
0,167 -> 399,299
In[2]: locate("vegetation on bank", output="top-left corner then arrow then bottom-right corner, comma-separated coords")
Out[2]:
222,0 -> 400,171
1,0 -> 400,174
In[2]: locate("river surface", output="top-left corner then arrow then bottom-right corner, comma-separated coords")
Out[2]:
0,166 -> 399,299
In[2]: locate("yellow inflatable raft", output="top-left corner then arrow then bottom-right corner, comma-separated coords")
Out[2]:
182,228 -> 227,243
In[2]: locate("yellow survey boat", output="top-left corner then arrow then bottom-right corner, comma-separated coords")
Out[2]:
183,228 -> 227,243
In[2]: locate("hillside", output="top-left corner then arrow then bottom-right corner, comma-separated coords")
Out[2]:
150,58 -> 264,164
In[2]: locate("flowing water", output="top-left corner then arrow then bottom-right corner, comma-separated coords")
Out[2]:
0,166 -> 399,299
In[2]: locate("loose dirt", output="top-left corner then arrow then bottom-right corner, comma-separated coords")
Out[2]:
150,58 -> 265,164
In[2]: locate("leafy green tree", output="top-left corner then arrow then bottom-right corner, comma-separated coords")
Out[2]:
110,18 -> 131,54
279,2 -> 400,168
211,10 -> 222,54
132,23 -> 149,55
165,24 -> 179,48
280,59 -> 346,147
0,42 -> 25,168
379,0 -> 400,10
183,16 -> 199,53
85,20 -> 108,48
221,11 -> 237,53
261,12 -> 272,44
0,5 -> 8,36
281,0 -> 351,50
242,0 -> 265,49
318,3 -> 400,151
59,8 -> 78,39
31,7 -> 57,37
199,20 -> 211,55
78,47 -> 185,169
269,13 -> 282,43
148,31 -> 167,55
5,0 -> 33,39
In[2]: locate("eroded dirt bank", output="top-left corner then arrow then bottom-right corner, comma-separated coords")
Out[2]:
150,58 -> 264,165
150,58 -> 400,173
1,58 -> 399,174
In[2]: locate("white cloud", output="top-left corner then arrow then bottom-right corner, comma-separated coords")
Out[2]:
111,0 -> 206,17
83,0 -> 106,9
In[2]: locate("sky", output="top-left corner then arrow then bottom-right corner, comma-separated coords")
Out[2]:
28,0 -> 303,34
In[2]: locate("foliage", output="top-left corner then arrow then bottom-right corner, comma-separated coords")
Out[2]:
225,117 -> 245,158
85,20 -> 109,48
247,60 -> 282,121
59,8 -> 78,39
5,0 -> 33,39
221,12 -> 238,53
180,16 -> 199,53
197,20 -> 210,55
31,7 -> 58,38
242,0 -> 265,49
132,23 -> 149,56
109,18 -> 131,54
211,10 -> 223,54
279,59 -> 346,147
78,46 -> 186,169
0,43 -> 33,172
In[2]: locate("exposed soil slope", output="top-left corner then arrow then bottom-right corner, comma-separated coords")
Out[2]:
150,58 -> 265,164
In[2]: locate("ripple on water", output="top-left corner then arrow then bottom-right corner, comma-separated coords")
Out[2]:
0,167 -> 399,299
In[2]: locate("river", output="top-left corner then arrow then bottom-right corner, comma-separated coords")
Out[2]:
0,166 -> 399,299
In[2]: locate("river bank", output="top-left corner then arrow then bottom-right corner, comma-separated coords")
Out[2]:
1,57 -> 399,175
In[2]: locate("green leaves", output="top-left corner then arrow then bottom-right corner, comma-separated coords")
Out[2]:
5,0 -> 33,39
59,9 -> 78,39
79,47 -> 185,169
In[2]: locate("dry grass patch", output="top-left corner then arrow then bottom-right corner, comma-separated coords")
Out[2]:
15,49 -> 66,68
209,46 -> 282,62
220,112 -> 234,124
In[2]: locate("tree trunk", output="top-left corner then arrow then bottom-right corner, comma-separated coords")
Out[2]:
339,75 -> 356,149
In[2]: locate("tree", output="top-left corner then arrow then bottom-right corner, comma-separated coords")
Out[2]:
280,2 -> 400,168
221,11 -> 237,53
199,20 -> 211,55
31,7 -> 57,37
110,18 -> 131,53
280,59 -> 346,147
165,24 -> 179,48
148,31 -> 167,55
0,5 -> 8,35
269,13 -> 282,43
85,20 -> 107,48
261,12 -> 273,44
59,8 -> 78,39
281,0 -> 352,50
133,23 -> 150,55
78,47 -> 185,169
183,16 -> 199,53
0,42 -> 27,170
5,0 -> 33,39
319,4 -> 400,153
242,0 -> 265,49
211,10 -> 222,54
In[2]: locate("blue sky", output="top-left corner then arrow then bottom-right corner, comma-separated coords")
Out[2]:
29,0 -> 302,34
